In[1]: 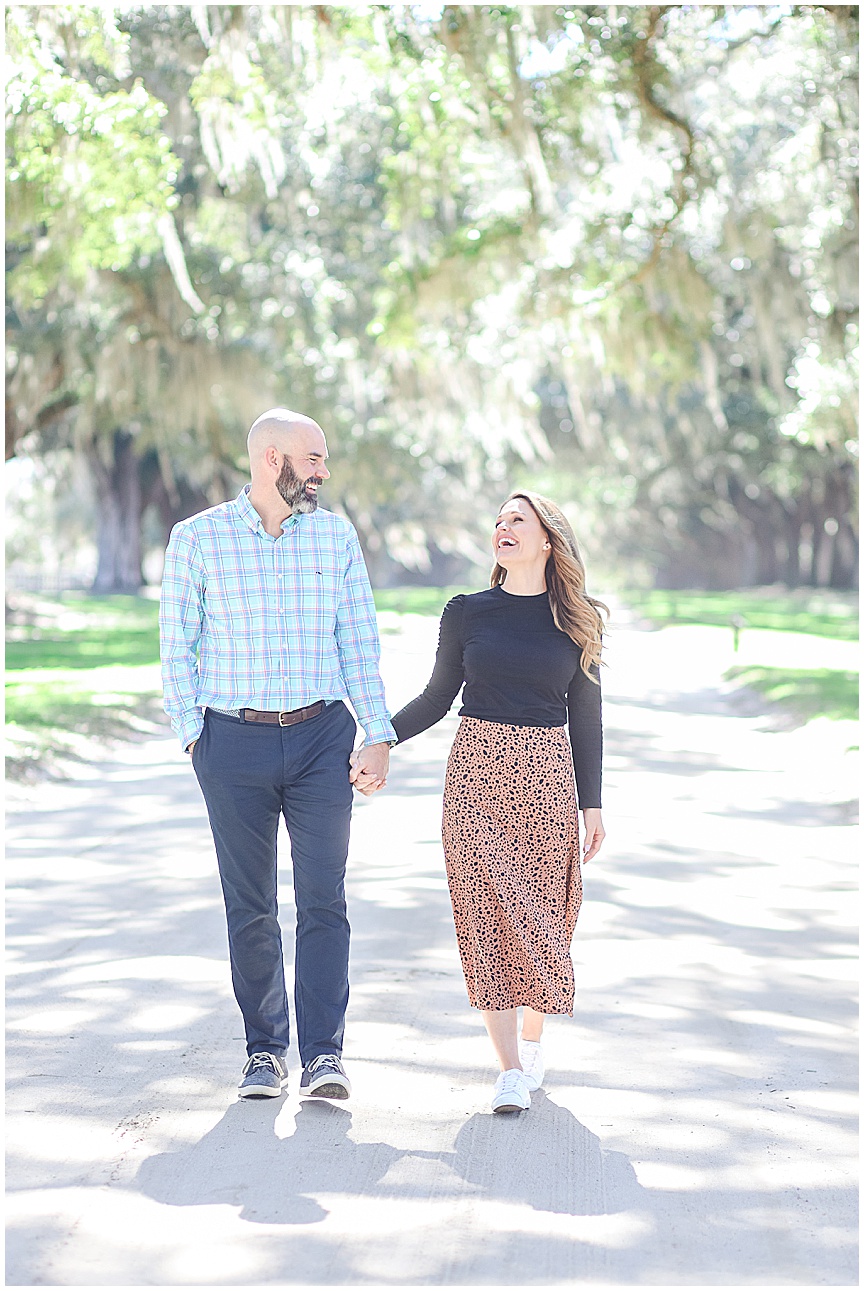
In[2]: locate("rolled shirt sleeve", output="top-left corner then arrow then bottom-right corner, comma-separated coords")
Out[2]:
159,522 -> 206,750
335,529 -> 397,746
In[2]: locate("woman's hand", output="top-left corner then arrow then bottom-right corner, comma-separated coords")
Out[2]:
349,743 -> 390,796
581,808 -> 605,863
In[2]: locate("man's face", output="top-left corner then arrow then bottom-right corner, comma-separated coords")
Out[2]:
275,434 -> 330,512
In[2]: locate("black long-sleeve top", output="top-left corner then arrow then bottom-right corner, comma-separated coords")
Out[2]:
390,587 -> 603,808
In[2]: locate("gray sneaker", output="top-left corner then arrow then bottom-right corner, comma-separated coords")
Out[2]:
238,1052 -> 288,1098
299,1053 -> 351,1099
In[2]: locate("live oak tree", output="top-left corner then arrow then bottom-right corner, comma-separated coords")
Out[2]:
5,4 -> 858,591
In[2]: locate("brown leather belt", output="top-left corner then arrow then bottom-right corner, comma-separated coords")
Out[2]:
241,701 -> 326,727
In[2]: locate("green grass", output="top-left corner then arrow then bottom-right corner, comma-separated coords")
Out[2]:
6,669 -> 163,736
624,588 -> 858,640
725,666 -> 859,724
5,593 -> 160,670
372,586 -> 475,616
6,595 -> 164,776
6,588 -> 858,781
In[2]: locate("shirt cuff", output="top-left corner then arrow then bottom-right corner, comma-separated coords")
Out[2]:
361,716 -> 398,747
173,708 -> 204,751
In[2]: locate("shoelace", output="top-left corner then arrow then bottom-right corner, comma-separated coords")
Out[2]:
520,1042 -> 541,1073
497,1069 -> 527,1094
244,1052 -> 281,1076
307,1053 -> 340,1074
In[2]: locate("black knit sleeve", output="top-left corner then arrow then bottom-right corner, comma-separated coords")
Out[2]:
567,660 -> 603,809
391,596 -> 465,743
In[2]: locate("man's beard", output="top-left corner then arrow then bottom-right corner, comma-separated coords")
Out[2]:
276,456 -> 319,513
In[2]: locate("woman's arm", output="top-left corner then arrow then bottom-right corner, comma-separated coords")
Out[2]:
391,596 -> 466,743
567,660 -> 604,850
568,664 -> 605,861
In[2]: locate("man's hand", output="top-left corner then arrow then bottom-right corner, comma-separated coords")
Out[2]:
186,739 -> 198,756
581,808 -> 606,863
349,742 -> 390,796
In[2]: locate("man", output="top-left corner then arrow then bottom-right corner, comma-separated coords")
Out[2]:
160,408 -> 393,1099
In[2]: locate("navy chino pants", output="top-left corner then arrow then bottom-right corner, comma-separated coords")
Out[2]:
192,701 -> 356,1065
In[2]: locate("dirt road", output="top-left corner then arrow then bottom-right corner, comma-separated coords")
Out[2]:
6,616 -> 857,1285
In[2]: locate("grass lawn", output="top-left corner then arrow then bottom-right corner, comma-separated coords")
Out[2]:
6,585 -> 858,781
724,666 -> 858,725
623,587 -> 858,640
623,587 -> 858,728
6,593 -> 161,671
6,594 -> 165,778
374,586 -> 859,726
372,586 -> 474,616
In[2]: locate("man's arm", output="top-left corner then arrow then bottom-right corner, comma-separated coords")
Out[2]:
159,524 -> 206,751
334,527 -> 397,751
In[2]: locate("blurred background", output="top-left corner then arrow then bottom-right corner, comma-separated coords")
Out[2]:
5,4 -> 858,781
6,3 -> 858,594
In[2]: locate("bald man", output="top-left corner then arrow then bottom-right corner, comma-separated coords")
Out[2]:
160,408 -> 396,1100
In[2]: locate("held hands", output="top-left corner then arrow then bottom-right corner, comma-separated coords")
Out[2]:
349,742 -> 390,796
581,808 -> 606,863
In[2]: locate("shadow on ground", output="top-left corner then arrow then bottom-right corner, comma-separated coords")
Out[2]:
6,649 -> 859,1286
134,1092 -> 641,1226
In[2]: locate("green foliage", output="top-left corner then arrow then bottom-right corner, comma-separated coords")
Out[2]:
724,665 -> 858,724
623,589 -> 859,640
5,3 -> 859,593
5,7 -> 180,302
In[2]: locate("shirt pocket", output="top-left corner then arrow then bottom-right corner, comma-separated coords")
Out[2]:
295,566 -> 341,624
203,573 -> 269,637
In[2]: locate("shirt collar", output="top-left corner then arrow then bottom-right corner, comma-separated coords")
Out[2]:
235,484 -> 301,536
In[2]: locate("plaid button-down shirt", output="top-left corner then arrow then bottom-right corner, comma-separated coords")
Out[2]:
159,485 -> 396,751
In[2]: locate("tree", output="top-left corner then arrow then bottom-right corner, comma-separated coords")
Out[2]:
6,4 -> 858,592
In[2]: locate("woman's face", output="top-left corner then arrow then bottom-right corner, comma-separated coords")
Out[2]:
493,498 -> 550,569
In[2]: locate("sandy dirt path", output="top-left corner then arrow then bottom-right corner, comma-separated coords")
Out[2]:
6,615 -> 857,1286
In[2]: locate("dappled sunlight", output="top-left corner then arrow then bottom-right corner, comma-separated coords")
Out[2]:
119,1039 -> 187,1053
350,866 -> 449,908
7,614 -> 857,1285
127,1004 -> 211,1033
729,1009 -> 854,1040
59,956 -> 227,985
4,0 -> 858,1278
7,1119 -> 124,1165
11,1007 -> 99,1034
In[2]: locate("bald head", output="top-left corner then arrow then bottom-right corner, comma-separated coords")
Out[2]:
246,407 -> 330,515
247,407 -> 325,466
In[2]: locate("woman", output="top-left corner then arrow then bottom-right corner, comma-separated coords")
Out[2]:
388,491 -> 607,1114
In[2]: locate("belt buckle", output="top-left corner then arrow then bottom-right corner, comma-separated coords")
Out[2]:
278,710 -> 293,727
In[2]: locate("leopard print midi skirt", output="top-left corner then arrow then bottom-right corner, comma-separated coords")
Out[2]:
441,717 -> 582,1014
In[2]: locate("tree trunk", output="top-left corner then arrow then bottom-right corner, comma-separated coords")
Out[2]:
87,431 -> 145,593
152,474 -> 214,545
832,521 -> 859,589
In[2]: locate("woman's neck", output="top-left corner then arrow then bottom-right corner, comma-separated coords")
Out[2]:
499,565 -> 547,596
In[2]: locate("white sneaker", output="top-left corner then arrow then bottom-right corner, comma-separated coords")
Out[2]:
491,1068 -> 531,1113
519,1040 -> 545,1092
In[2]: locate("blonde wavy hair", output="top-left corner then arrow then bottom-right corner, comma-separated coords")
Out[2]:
491,491 -> 608,681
